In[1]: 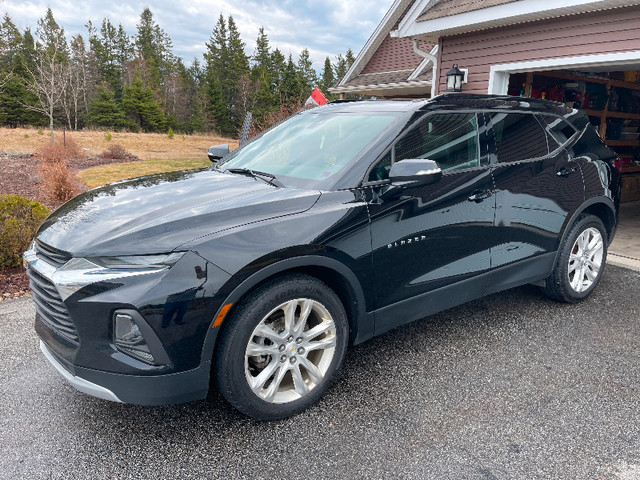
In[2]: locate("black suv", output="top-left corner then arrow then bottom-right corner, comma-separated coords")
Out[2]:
25,94 -> 621,420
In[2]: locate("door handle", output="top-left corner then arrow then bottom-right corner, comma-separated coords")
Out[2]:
468,189 -> 493,203
556,166 -> 578,177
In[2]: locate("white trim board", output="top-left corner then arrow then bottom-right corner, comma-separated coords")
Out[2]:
488,51 -> 640,94
337,0 -> 414,86
395,0 -> 640,39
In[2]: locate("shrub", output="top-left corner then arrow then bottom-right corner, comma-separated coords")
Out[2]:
100,144 -> 136,160
0,194 -> 49,268
37,128 -> 43,135
23,134 -> 29,139
40,161 -> 83,203
37,141 -> 84,203
167,128 -> 174,139
104,130 -> 112,142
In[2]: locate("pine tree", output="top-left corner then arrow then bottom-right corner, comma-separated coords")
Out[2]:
345,48 -> 356,69
0,16 -> 42,125
271,48 -> 285,103
135,7 -> 175,101
297,48 -> 316,99
226,16 -> 250,129
204,14 -> 230,133
86,85 -> 128,128
89,18 -> 124,99
281,54 -> 301,104
182,59 -> 205,133
121,74 -> 166,132
334,54 -> 348,84
320,57 -> 335,98
251,27 -> 270,82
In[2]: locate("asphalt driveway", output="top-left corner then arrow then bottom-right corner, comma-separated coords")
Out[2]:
1,265 -> 639,479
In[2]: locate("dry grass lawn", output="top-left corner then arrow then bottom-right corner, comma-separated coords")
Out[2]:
0,127 -> 238,160
77,158 -> 211,188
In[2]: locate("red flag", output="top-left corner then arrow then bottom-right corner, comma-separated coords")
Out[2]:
306,87 -> 328,106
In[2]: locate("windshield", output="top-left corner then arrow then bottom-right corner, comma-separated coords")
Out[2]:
217,111 -> 397,189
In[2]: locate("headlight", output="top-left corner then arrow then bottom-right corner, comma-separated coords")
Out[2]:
51,252 -> 185,300
88,252 -> 185,270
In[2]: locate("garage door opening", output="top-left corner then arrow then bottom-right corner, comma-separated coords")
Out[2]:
505,67 -> 640,269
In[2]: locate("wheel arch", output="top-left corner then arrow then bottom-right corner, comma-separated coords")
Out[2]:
553,196 -> 616,268
200,254 -> 371,372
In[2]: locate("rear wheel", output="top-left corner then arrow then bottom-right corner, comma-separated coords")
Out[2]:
544,214 -> 607,303
215,274 -> 348,420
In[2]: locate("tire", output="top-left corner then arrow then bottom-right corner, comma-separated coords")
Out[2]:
214,274 -> 348,421
544,214 -> 607,303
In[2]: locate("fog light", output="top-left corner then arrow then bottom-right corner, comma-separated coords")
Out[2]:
114,313 -> 156,364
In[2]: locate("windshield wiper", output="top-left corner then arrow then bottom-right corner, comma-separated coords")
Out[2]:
224,167 -> 284,188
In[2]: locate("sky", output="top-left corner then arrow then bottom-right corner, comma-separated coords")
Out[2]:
1,0 -> 391,71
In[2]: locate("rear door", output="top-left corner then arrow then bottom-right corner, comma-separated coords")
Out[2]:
487,112 -> 584,276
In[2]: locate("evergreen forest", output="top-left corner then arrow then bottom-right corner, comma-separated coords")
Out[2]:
0,8 -> 357,137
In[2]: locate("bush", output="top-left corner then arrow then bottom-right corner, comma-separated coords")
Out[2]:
104,130 -> 112,142
37,141 -> 84,203
167,128 -> 174,139
37,137 -> 83,163
99,144 -> 136,160
0,194 -> 49,268
40,161 -> 83,203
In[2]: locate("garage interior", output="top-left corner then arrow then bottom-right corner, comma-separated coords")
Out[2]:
507,68 -> 640,269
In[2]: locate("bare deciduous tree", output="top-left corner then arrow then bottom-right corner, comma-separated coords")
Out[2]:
23,8 -> 69,144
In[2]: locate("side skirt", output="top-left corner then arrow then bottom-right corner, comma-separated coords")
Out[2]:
371,252 -> 556,336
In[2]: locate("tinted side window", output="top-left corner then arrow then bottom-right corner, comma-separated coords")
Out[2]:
540,114 -> 577,149
490,113 -> 548,163
395,113 -> 479,172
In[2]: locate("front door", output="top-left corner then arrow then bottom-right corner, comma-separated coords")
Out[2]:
366,112 -> 496,334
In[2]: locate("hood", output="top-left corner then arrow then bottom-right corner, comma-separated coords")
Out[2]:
37,169 -> 321,257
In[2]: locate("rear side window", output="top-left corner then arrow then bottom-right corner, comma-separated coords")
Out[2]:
489,113 -> 548,163
394,113 -> 479,172
540,114 -> 577,150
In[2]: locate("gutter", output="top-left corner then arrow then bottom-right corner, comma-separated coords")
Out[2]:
412,39 -> 438,98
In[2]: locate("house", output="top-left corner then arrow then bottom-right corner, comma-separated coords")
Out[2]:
330,0 -> 640,202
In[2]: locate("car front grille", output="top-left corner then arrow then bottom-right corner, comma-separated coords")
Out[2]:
34,241 -> 71,268
26,266 -> 79,345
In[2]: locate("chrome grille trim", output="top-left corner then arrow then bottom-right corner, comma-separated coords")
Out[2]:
34,241 -> 71,268
26,267 -> 79,344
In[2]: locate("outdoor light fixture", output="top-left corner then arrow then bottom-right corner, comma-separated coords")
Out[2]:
446,64 -> 464,92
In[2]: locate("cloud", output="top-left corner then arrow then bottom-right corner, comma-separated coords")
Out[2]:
1,0 -> 389,71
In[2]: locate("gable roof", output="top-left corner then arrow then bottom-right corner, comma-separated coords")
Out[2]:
329,0 -> 435,97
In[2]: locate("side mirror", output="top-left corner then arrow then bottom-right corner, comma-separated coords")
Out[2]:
207,144 -> 230,163
389,159 -> 442,186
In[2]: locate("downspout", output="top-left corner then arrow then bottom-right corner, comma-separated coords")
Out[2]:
412,39 -> 438,98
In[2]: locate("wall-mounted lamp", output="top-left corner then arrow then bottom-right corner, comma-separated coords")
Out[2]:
446,64 -> 465,92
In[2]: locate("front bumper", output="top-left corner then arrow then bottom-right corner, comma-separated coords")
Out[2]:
40,340 -> 122,403
26,243 -> 232,405
40,339 -> 211,405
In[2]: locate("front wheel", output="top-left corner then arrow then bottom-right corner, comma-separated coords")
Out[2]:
544,214 -> 607,303
215,274 -> 348,420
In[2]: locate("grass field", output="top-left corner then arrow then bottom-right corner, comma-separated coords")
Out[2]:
77,158 -> 212,188
0,127 -> 238,160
